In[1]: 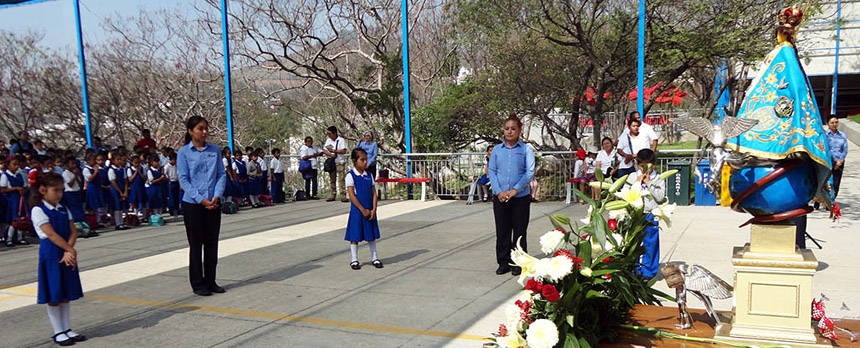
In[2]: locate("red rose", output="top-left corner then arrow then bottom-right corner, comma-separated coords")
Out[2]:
525,278 -> 543,293
498,324 -> 507,337
608,219 -> 617,230
602,257 -> 611,263
541,284 -> 560,303
604,274 -> 612,280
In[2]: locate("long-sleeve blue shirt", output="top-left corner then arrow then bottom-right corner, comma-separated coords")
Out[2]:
488,141 -> 535,198
177,142 -> 226,204
826,129 -> 848,162
357,141 -> 378,165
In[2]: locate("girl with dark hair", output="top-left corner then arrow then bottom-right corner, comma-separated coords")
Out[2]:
30,172 -> 86,346
177,116 -> 227,296
2,156 -> 29,246
344,148 -> 382,270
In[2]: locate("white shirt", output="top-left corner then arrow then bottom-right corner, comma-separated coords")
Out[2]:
82,165 -> 97,189
145,168 -> 162,187
345,169 -> 375,187
163,163 -> 178,181
222,158 -> 239,172
299,145 -> 321,169
62,169 -> 81,192
616,132 -> 654,169
572,159 -> 584,178
159,155 -> 169,166
270,157 -> 285,173
595,149 -> 617,173
621,122 -> 658,144
107,165 -> 122,181
584,157 -> 596,174
626,169 -> 666,212
31,201 -> 73,239
0,170 -> 22,188
324,137 -> 349,164
126,167 -> 137,180
257,157 -> 268,172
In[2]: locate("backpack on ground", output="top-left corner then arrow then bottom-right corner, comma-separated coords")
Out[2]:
294,190 -> 306,201
75,221 -> 98,238
124,214 -> 141,227
149,214 -> 165,226
222,201 -> 238,214
258,195 -> 272,206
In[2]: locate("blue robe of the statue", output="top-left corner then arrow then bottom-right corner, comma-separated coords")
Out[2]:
726,43 -> 835,206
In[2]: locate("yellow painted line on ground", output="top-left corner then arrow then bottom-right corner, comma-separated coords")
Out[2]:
85,294 -> 488,341
0,285 -> 38,294
0,285 -> 487,342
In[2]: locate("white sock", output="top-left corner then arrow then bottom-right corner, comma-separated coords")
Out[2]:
350,244 -> 358,262
59,302 -> 70,331
6,226 -> 14,241
114,211 -> 123,226
249,195 -> 258,205
46,305 -> 64,335
369,241 -> 378,260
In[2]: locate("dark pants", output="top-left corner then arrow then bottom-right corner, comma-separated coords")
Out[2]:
304,169 -> 319,197
794,215 -> 808,249
368,163 -> 377,178
493,195 -> 531,266
614,166 -> 636,179
272,172 -> 284,203
832,164 -> 844,200
182,202 -> 221,291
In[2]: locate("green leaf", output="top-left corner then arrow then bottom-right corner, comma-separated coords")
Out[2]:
577,239 -> 592,260
572,187 -> 596,206
604,200 -> 629,210
566,333 -> 580,348
579,336 -> 591,348
566,314 -> 575,327
608,175 -> 629,194
548,213 -> 567,230
591,210 -> 607,248
553,214 -> 571,225
586,290 -> 607,298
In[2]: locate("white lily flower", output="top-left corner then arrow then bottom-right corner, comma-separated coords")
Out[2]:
652,202 -> 677,228
510,238 -> 539,285
580,205 -> 593,225
609,208 -> 629,222
614,185 -> 645,209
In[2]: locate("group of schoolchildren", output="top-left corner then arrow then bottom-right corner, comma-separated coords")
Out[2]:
219,146 -> 287,209
1,146 -> 183,246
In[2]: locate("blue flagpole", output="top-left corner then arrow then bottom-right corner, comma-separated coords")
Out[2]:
220,0 -> 235,152
831,0 -> 841,117
402,0 -> 413,198
637,0 -> 645,120
73,0 -> 92,148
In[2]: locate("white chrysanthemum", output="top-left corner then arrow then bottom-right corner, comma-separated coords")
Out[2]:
609,208 -> 629,221
652,202 -> 677,227
539,230 -> 565,254
615,185 -> 645,209
534,256 -> 573,282
525,319 -> 559,348
504,303 -> 523,332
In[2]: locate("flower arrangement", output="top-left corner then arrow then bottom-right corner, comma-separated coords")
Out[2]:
489,169 -> 678,348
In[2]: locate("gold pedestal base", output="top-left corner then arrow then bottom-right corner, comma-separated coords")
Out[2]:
715,313 -> 832,348
722,223 -> 829,347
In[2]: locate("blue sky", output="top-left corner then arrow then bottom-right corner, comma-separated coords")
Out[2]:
0,0 -> 201,53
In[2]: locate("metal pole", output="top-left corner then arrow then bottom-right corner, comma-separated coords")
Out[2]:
73,0 -> 93,148
831,0 -> 841,117
221,0 -> 235,152
402,0 -> 413,198
637,0 -> 645,120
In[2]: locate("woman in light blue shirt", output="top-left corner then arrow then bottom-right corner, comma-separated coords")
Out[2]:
488,114 -> 535,276
177,116 -> 226,297
357,133 -> 379,177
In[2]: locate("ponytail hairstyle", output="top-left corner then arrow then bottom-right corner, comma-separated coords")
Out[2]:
184,115 -> 208,145
505,112 -> 522,128
30,172 -> 64,207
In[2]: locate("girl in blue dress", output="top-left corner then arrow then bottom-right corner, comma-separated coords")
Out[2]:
233,150 -> 249,205
97,154 -> 112,225
126,156 -> 147,215
344,148 -> 382,270
82,154 -> 104,217
2,156 -> 29,246
222,147 -> 238,204
145,155 -> 167,215
30,172 -> 86,346
108,151 -> 130,230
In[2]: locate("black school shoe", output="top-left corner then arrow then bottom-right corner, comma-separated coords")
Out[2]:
495,265 -> 511,275
350,261 -> 361,270
63,330 -> 87,342
52,332 -> 74,346
371,259 -> 384,268
511,266 -> 522,276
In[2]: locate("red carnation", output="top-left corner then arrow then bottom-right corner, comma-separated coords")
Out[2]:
525,278 -> 544,293
571,256 -> 585,264
553,249 -> 575,263
541,284 -> 560,303
608,219 -> 617,230
554,228 -> 567,235
604,274 -> 612,280
498,324 -> 508,337
602,257 -> 611,263
581,233 -> 590,240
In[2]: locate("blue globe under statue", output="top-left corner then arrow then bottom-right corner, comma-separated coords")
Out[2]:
729,162 -> 816,217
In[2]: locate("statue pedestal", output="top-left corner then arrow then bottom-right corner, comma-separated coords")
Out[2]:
714,223 -> 831,347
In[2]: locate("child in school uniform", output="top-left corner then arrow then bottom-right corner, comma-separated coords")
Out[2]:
270,148 -> 285,203
163,153 -> 181,218
625,148 -> 666,279
0,159 -> 5,244
255,148 -> 269,196
82,154 -> 104,219
580,148 -> 599,201
97,154 -> 112,226
233,150 -> 249,206
61,158 -> 85,223
344,148 -> 383,270
222,147 -> 238,204
145,154 -> 167,216
246,151 -> 262,207
2,156 -> 29,246
108,151 -> 130,230
30,172 -> 86,346
572,149 -> 586,204
126,156 -> 147,216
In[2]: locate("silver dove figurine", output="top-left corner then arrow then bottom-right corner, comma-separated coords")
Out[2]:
661,263 -> 734,329
672,116 -> 758,192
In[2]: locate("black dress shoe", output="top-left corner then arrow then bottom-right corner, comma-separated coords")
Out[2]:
193,288 -> 213,296
511,266 -> 522,276
52,332 -> 75,346
495,265 -> 511,275
63,330 -> 87,342
209,285 -> 226,293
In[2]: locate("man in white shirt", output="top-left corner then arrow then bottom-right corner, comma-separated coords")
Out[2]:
620,112 -> 658,151
322,126 -> 349,202
269,148 -> 286,203
616,118 -> 655,178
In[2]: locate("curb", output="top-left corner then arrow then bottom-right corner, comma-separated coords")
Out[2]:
840,119 -> 860,147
